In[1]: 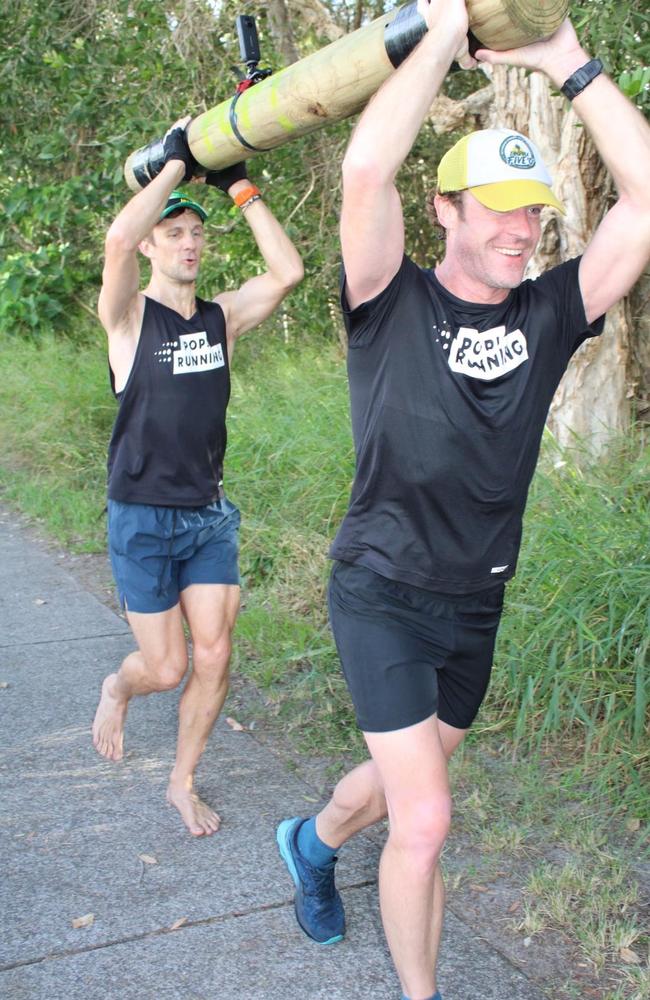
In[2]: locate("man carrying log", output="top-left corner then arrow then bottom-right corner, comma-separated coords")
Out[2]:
92,118 -> 303,836
277,2 -> 650,997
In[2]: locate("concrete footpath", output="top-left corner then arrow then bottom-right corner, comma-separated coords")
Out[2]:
0,512 -> 546,1000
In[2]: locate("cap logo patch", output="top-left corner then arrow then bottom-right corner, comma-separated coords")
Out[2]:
499,135 -> 536,170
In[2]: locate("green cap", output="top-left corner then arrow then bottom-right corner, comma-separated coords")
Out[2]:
159,190 -> 207,223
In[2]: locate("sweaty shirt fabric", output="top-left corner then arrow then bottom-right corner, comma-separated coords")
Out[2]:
107,295 -> 230,507
329,254 -> 605,594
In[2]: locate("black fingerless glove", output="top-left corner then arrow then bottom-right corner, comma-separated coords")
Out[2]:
162,124 -> 196,183
205,162 -> 248,194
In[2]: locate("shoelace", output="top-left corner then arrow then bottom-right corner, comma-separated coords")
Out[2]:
302,859 -> 336,898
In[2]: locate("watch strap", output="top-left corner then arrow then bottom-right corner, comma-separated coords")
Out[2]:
560,58 -> 604,101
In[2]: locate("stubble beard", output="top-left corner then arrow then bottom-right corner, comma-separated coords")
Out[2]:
478,247 -> 529,293
163,262 -> 200,285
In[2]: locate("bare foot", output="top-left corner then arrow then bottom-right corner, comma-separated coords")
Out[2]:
166,782 -> 221,836
92,674 -> 128,761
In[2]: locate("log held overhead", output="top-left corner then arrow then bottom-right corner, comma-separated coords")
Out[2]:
124,0 -> 569,191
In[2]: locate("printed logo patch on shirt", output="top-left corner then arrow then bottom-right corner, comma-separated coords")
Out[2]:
164,332 -> 225,375
448,325 -> 528,381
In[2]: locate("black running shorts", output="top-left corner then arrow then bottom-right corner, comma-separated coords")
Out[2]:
327,560 -> 505,733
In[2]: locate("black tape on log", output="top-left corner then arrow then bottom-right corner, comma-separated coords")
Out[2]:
384,1 -> 428,69
467,30 -> 481,57
130,139 -> 166,189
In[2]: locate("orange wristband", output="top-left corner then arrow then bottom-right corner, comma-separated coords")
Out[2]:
234,185 -> 261,207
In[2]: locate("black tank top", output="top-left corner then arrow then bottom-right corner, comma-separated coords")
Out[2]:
107,295 -> 230,507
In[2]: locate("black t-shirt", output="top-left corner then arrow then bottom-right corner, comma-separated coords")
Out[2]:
330,254 -> 605,593
107,295 -> 230,507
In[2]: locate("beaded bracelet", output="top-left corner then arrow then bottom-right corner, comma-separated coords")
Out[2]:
239,194 -> 262,212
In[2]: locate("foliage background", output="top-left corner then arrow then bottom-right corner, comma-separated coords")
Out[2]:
2,0 -> 648,336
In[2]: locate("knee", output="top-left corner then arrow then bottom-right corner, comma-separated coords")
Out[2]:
389,794 -> 452,866
192,635 -> 232,680
155,655 -> 189,691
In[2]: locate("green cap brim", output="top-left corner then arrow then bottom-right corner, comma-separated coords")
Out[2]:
159,190 -> 208,223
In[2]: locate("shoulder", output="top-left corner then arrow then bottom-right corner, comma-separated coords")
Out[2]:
519,256 -> 605,352
197,296 -> 227,330
341,254 -> 425,316
340,255 -> 432,347
518,258 -> 587,311
198,296 -> 224,315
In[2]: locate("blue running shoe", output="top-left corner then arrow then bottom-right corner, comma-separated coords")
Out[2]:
276,817 -> 345,945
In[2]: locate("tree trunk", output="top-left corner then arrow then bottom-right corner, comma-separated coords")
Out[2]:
486,66 -> 634,453
286,0 -> 345,42
629,264 -> 650,423
268,0 -> 300,65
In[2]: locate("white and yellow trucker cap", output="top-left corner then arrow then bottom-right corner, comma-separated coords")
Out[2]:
437,128 -> 565,213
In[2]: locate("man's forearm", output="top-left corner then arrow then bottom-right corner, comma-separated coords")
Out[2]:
344,30 -> 462,184
219,177 -> 302,286
477,22 -> 650,208
549,58 -> 650,205
107,161 -> 185,249
242,200 -> 303,288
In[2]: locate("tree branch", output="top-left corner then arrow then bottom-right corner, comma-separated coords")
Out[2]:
426,84 -> 495,135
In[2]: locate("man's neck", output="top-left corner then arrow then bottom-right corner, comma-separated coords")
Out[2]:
434,259 -> 511,305
144,278 -> 197,320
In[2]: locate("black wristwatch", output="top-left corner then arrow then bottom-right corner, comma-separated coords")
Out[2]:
560,58 -> 604,101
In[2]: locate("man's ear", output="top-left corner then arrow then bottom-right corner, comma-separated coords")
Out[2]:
138,235 -> 154,260
433,193 -> 456,232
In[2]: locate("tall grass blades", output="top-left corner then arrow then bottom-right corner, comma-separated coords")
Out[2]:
0,332 -> 115,549
489,433 -> 649,812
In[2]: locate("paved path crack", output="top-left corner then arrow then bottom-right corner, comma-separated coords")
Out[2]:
0,879 -> 377,973
0,629 -> 130,650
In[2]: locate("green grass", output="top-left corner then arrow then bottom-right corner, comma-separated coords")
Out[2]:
0,327 -> 648,814
523,858 -> 644,969
0,330 -> 115,549
486,434 -> 649,814
444,744 -> 649,998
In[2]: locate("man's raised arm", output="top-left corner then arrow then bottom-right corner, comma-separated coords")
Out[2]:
98,119 -> 194,336
208,167 -> 304,342
476,19 -> 650,325
341,0 -> 473,310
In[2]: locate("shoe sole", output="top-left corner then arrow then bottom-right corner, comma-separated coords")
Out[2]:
276,819 -> 344,946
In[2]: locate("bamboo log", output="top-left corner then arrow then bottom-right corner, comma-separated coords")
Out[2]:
124,0 -> 568,191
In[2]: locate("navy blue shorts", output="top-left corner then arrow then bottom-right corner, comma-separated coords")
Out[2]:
327,560 -> 505,733
107,498 -> 240,614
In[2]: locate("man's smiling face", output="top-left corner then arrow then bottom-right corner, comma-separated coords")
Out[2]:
438,191 -> 543,301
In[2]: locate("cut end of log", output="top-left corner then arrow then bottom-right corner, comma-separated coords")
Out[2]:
468,0 -> 570,50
